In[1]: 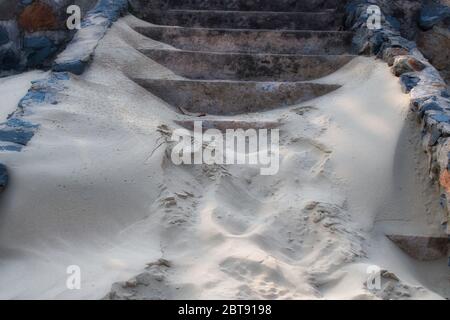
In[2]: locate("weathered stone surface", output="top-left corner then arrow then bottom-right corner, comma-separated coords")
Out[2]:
417,26 -> 450,84
135,25 -> 353,55
162,0 -> 343,11
419,100 -> 444,118
135,78 -> 340,115
0,127 -> 35,146
0,164 -> 8,193
52,0 -> 128,74
392,55 -> 427,76
400,73 -> 421,93
142,48 -> 355,81
0,0 -> 20,20
18,1 -> 59,33
419,2 -> 450,30
0,118 -> 39,147
0,25 -> 9,46
23,35 -> 57,67
0,48 -> 21,70
141,9 -> 344,31
387,235 -> 449,261
382,47 -> 410,66
374,0 -> 423,39
346,1 -> 450,264
440,169 -> 450,193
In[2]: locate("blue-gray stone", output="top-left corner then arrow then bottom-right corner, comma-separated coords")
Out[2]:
0,128 -> 35,146
18,91 -> 46,109
23,36 -> 57,67
0,145 -> 22,152
89,0 -> 128,23
430,113 -> 450,123
0,26 -> 9,46
23,36 -> 53,49
400,74 -> 421,93
419,3 -> 450,30
0,164 -> 8,192
420,101 -> 444,117
53,60 -> 87,75
6,118 -> 38,129
385,15 -> 401,31
0,48 -> 20,70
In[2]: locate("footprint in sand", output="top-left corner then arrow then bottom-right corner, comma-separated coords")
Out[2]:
219,257 -> 299,299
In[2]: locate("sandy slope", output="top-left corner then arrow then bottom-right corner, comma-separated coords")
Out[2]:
0,71 -> 45,120
0,18 -> 448,299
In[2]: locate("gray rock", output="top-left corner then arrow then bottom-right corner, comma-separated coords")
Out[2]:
419,2 -> 450,30
0,164 -> 7,192
392,55 -> 427,77
387,234 -> 449,261
0,0 -> 19,20
400,73 -> 421,93
0,25 -> 9,46
417,26 -> 450,85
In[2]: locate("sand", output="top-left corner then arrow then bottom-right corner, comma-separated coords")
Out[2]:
0,17 -> 448,299
0,70 -> 45,120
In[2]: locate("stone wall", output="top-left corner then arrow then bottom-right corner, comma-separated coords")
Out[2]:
364,0 -> 450,85
0,0 -> 128,194
0,0 -> 97,74
345,0 -> 450,263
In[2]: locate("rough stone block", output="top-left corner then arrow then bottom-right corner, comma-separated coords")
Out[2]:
400,73 -> 421,93
0,164 -> 8,193
392,55 -> 427,77
0,26 -> 9,46
18,1 -> 59,32
0,0 -> 20,20
419,3 -> 450,30
387,235 -> 449,261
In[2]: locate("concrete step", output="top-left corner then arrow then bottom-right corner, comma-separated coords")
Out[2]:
134,26 -> 353,55
166,0 -> 341,12
140,48 -> 355,81
134,78 -> 340,115
140,9 -> 344,31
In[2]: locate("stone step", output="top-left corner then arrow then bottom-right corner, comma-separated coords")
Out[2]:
387,235 -> 449,261
134,78 -> 340,115
140,48 -> 355,81
165,0 -> 341,12
134,26 -> 353,55
139,9 -> 344,30
174,119 -> 281,132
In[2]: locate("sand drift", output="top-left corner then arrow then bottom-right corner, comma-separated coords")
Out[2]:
0,0 -> 448,299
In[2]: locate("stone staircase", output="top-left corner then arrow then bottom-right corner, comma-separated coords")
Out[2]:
129,0 -> 354,116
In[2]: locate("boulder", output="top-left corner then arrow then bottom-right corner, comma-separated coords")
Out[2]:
382,47 -> 410,66
18,1 -> 59,32
419,3 -> 450,30
417,26 -> 450,84
392,55 -> 427,76
387,235 -> 449,261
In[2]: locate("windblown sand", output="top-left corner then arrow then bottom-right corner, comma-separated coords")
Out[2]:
0,18 -> 448,299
